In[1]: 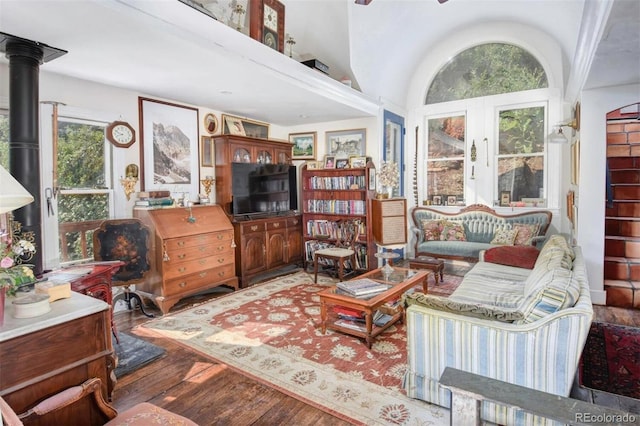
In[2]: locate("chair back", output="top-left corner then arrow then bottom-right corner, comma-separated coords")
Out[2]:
335,219 -> 361,250
93,219 -> 151,285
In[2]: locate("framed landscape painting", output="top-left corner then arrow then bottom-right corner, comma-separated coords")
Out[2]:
326,128 -> 366,158
138,97 -> 199,198
289,131 -> 316,159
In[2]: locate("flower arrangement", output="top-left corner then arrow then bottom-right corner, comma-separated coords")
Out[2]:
0,223 -> 36,297
378,161 -> 399,192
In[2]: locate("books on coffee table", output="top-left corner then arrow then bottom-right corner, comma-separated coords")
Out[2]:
336,278 -> 390,297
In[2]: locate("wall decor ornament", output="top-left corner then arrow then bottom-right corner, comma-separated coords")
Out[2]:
326,129 -> 366,158
222,114 -> 269,139
138,97 -> 200,199
289,131 -> 316,159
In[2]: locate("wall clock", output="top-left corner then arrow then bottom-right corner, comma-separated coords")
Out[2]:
106,121 -> 136,148
249,0 -> 285,53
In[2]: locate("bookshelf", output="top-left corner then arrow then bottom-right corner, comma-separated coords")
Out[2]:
301,162 -> 376,272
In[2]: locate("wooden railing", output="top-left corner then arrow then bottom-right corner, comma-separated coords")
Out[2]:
58,220 -> 104,263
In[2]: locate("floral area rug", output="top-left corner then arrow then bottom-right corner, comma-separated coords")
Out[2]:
138,271 -> 458,425
580,321 -> 640,399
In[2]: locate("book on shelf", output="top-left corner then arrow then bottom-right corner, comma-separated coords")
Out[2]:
333,306 -> 364,318
334,319 -> 367,332
137,190 -> 171,199
135,197 -> 174,206
373,310 -> 393,327
336,278 -> 390,296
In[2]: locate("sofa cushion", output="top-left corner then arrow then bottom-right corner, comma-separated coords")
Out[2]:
416,240 -> 490,260
421,219 -> 442,241
440,221 -> 467,241
534,235 -> 575,271
404,293 -> 524,322
484,245 -> 540,269
513,223 -> 540,245
517,268 -> 581,324
490,228 -> 518,245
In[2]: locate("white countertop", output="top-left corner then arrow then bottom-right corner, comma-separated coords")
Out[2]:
0,291 -> 109,342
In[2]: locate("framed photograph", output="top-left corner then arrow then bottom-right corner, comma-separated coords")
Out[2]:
289,131 -> 317,159
201,136 -> 213,167
335,159 -> 349,169
306,161 -> 319,170
222,114 -> 269,139
203,113 -> 218,135
349,156 -> 367,168
324,155 -> 336,169
446,195 -> 457,206
138,97 -> 199,197
432,195 -> 442,206
369,168 -> 376,190
326,128 -> 366,157
500,191 -> 511,206
567,190 -> 575,224
571,140 -> 580,185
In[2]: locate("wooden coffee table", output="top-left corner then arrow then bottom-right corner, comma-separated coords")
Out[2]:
318,267 -> 428,348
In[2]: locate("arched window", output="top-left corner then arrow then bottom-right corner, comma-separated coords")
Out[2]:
426,43 -> 548,104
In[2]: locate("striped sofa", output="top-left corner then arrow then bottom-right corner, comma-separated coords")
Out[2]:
403,235 -> 593,425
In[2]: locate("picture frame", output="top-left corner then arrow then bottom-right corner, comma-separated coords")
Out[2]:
222,114 -> 269,139
289,131 -> 317,159
306,161 -> 319,170
335,158 -> 349,169
326,128 -> 366,158
138,97 -> 199,197
201,136 -> 213,167
571,140 -> 580,185
203,113 -> 218,135
324,155 -> 336,169
446,195 -> 457,206
432,195 -> 442,206
369,168 -> 376,190
500,190 -> 511,206
349,156 -> 366,168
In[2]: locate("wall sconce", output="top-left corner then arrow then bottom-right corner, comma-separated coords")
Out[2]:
548,103 -> 580,144
200,176 -> 215,200
120,164 -> 139,201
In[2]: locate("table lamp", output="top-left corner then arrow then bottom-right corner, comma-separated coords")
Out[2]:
0,165 -> 34,214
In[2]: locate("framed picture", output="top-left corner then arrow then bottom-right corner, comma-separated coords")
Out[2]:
326,128 -> 366,157
289,131 -> 317,160
500,191 -> 511,206
446,195 -> 457,206
369,168 -> 376,190
324,155 -> 336,169
349,156 -> 366,168
335,159 -> 349,169
571,140 -> 580,185
432,195 -> 442,206
222,114 -> 269,139
306,161 -> 319,170
138,97 -> 199,197
203,113 -> 218,135
201,136 -> 213,167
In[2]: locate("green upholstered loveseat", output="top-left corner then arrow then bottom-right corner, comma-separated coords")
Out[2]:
411,204 -> 552,262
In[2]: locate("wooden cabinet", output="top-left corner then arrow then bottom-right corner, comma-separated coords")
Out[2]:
371,198 -> 407,245
214,134 -> 293,214
134,205 -> 238,314
0,293 -> 114,426
233,215 -> 302,287
301,162 -> 376,271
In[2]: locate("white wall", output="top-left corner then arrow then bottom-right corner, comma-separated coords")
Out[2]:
578,83 -> 640,305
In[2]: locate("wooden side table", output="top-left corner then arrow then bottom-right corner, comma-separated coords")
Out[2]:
408,256 -> 444,285
44,261 -> 124,343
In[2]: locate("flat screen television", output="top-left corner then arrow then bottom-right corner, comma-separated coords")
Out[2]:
231,163 -> 297,216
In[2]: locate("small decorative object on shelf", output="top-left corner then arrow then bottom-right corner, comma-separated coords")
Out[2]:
377,161 -> 399,199
232,3 -> 246,31
286,34 -> 296,58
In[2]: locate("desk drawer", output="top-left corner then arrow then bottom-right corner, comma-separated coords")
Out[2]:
266,219 -> 287,231
163,250 -> 234,280
164,242 -> 234,266
164,231 -> 233,251
164,263 -> 235,297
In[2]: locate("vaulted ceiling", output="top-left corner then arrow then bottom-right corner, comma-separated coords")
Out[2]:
1,0 -> 638,126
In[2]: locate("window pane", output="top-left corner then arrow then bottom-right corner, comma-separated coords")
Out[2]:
497,156 -> 544,202
498,107 -> 545,155
57,121 -> 107,188
427,116 -> 465,200
0,111 -> 8,169
426,43 -> 548,104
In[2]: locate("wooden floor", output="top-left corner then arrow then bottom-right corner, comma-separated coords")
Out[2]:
110,274 -> 640,424
111,287 -> 353,425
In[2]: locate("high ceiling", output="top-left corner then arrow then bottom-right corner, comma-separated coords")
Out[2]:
0,0 -> 638,126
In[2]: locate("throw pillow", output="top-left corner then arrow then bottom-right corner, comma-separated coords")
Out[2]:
484,245 -> 540,269
440,221 -> 466,241
490,228 -> 518,245
513,223 -> 540,246
421,219 -> 442,241
517,268 -> 581,324
404,293 -> 524,322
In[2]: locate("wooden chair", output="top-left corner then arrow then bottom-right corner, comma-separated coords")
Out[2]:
93,219 -> 154,318
0,378 -> 197,426
313,219 -> 361,283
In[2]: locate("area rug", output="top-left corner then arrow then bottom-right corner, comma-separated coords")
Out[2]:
580,321 -> 640,399
137,271 -> 460,425
114,332 -> 166,378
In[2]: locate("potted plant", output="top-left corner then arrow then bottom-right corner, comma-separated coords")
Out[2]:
0,233 -> 36,325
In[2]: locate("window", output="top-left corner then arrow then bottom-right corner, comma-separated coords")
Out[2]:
0,110 -> 8,168
427,115 -> 465,203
